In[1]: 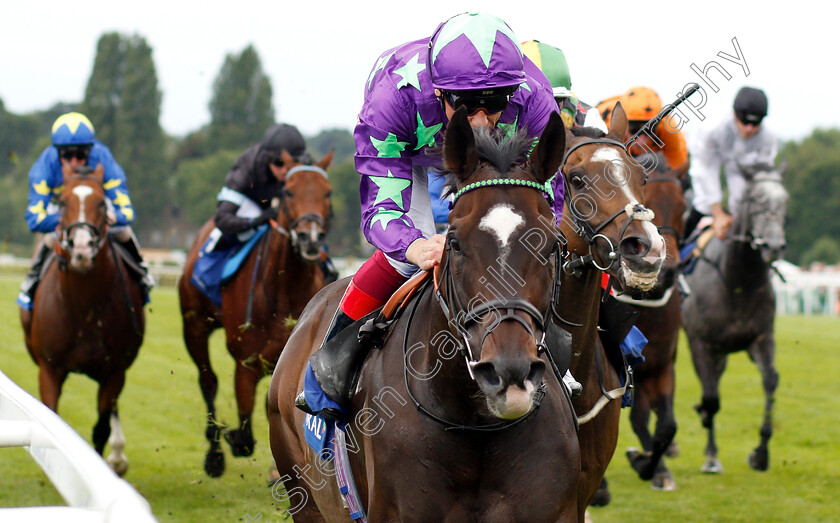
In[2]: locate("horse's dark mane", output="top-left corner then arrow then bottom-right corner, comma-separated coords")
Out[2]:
570,126 -> 607,139
437,126 -> 535,197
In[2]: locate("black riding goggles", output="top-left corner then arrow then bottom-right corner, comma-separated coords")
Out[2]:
736,111 -> 764,127
57,145 -> 92,161
441,89 -> 512,115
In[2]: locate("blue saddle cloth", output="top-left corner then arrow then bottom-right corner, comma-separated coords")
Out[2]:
191,225 -> 267,306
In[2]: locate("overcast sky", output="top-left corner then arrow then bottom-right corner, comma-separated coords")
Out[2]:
1,1 -> 830,145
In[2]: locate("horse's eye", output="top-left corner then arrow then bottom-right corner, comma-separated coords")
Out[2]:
326,191 -> 332,199
449,237 -> 461,254
570,175 -> 585,190
283,189 -> 293,199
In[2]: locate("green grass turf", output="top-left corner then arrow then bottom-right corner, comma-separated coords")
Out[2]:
0,272 -> 838,521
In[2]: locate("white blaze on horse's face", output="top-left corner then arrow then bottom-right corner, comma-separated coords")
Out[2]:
479,204 -> 523,260
73,185 -> 94,223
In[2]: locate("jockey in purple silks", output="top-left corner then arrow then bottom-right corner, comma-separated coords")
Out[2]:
297,12 -> 580,420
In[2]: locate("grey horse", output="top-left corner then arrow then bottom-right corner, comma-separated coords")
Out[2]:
682,162 -> 788,474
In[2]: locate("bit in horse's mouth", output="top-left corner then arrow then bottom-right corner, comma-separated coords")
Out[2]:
621,266 -> 660,292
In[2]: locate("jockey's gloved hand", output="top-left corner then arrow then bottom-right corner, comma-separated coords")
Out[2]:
250,207 -> 277,227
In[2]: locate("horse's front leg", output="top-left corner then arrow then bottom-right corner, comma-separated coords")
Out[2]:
747,334 -> 778,471
38,364 -> 67,412
225,360 -> 263,457
689,339 -> 727,474
94,371 -> 128,476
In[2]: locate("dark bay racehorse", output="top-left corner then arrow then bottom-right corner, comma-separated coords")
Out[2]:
619,152 -> 689,491
269,109 -> 583,521
682,162 -> 788,474
179,150 -> 333,477
553,107 -> 667,515
20,164 -> 145,476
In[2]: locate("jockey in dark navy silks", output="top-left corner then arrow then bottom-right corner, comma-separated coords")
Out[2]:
296,12 -> 582,421
17,112 -> 154,310
190,123 -> 338,305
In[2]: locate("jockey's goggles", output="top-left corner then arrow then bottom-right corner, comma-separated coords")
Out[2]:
736,111 -> 764,127
441,88 -> 514,115
269,157 -> 285,167
57,144 -> 92,161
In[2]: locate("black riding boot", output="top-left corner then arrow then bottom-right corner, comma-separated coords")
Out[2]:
16,243 -> 50,309
118,233 -> 155,295
295,308 -> 358,420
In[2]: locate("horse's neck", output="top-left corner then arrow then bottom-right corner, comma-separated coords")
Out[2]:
405,288 -> 490,425
58,244 -> 117,305
555,264 -> 602,379
261,230 -> 319,300
719,237 -> 770,290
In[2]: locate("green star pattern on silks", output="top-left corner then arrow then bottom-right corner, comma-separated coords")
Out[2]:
431,13 -> 518,68
367,51 -> 395,91
496,115 -> 519,140
370,208 -> 407,231
370,170 -> 412,209
371,133 -> 409,158
414,112 -> 443,150
394,52 -> 424,91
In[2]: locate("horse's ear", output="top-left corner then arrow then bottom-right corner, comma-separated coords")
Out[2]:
608,102 -> 628,142
280,149 -> 296,166
777,160 -> 787,176
442,106 -> 479,182
527,111 -> 566,184
61,161 -> 73,184
93,163 -> 105,184
318,149 -> 334,171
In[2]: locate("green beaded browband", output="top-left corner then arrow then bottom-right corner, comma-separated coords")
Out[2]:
452,178 -> 553,204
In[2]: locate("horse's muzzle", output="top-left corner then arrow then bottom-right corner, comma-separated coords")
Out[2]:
473,356 -> 545,419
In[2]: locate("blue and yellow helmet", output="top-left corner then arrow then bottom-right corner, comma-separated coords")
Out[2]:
51,112 -> 96,146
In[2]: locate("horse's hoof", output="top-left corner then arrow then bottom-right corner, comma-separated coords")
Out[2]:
589,483 -> 611,507
701,458 -> 723,474
626,447 -> 655,480
205,449 -> 225,477
224,429 -> 255,457
748,448 -> 769,471
665,440 -> 680,458
651,470 -> 677,491
107,454 -> 129,477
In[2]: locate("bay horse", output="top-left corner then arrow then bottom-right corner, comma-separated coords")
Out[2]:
269,109 -> 583,521
552,107 -> 667,515
682,162 -> 787,474
19,163 -> 145,476
618,152 -> 690,491
179,149 -> 334,477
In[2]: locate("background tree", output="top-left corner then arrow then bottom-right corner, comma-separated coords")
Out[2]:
208,45 -> 274,153
172,150 -> 239,229
778,128 -> 840,264
82,32 -> 167,241
801,236 -> 840,267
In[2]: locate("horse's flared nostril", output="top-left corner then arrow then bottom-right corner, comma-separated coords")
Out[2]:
619,236 -> 651,258
472,361 -> 502,390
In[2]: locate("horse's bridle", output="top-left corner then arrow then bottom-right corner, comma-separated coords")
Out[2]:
729,173 -> 785,250
559,138 -> 655,275
432,178 -> 562,380
57,176 -> 108,263
271,165 -> 331,253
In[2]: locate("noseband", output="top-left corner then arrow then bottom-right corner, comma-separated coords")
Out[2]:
560,138 -> 655,274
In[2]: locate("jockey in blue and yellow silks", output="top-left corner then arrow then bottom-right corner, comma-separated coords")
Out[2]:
17,112 -> 154,310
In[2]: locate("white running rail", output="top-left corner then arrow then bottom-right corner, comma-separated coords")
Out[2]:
0,369 -> 157,522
